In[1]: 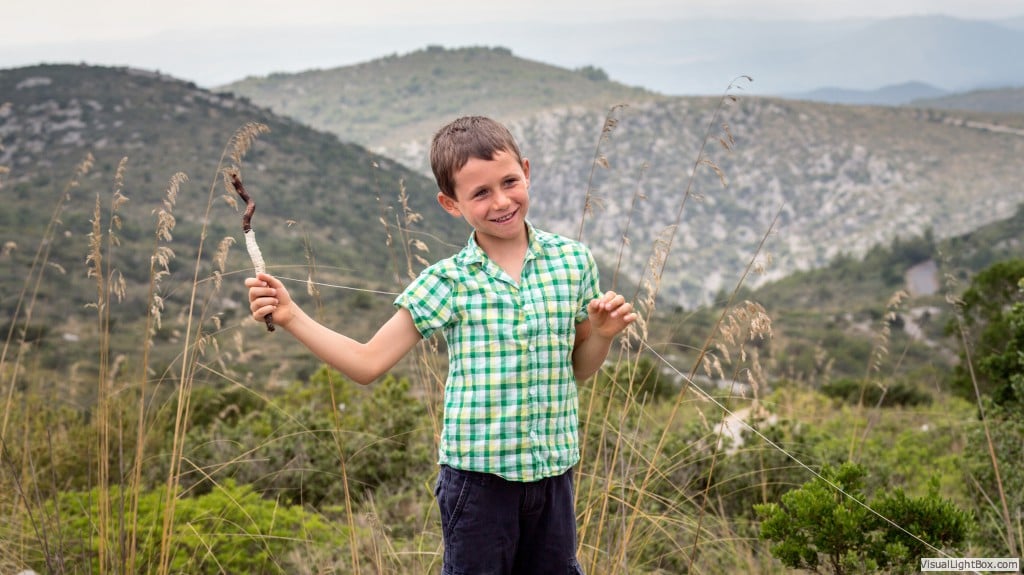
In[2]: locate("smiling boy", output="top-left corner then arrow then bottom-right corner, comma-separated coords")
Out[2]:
247,115 -> 635,574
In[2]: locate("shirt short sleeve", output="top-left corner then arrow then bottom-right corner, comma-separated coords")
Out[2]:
576,245 -> 602,324
394,268 -> 453,340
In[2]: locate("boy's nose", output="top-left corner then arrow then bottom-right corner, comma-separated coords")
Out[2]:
492,189 -> 511,209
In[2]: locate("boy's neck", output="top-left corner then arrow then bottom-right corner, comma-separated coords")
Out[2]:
474,225 -> 529,283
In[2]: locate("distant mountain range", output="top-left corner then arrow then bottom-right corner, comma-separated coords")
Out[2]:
786,82 -> 949,106
4,15 -> 1023,98
522,14 -> 1024,97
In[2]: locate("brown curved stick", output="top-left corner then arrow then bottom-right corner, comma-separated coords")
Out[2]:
230,171 -> 275,331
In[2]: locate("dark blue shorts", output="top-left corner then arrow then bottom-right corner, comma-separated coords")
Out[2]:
434,465 -> 585,575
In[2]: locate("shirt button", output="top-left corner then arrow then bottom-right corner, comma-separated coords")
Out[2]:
528,344 -> 535,351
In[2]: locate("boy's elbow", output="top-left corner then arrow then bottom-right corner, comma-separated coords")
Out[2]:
327,353 -> 386,386
344,341 -> 395,382
350,363 -> 385,386
573,363 -> 597,382
354,351 -> 400,385
352,371 -> 380,386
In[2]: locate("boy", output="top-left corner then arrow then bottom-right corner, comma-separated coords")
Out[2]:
246,116 -> 635,574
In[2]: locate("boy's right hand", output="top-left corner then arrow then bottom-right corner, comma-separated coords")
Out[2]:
245,272 -> 294,328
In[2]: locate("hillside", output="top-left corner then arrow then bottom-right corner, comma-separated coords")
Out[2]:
222,46 -> 662,154
3,62 -> 1024,385
739,204 -> 1024,383
911,86 -> 1024,114
0,64 -> 464,377
224,47 -> 1024,308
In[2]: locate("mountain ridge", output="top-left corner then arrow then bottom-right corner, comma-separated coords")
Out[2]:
785,81 -> 948,106
221,47 -> 1024,307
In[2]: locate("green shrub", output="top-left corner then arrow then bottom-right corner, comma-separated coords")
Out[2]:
24,480 -> 336,575
821,378 -> 933,408
179,367 -> 433,507
755,462 -> 970,575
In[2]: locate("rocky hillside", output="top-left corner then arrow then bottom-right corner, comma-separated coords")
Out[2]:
224,48 -> 1024,307
0,64 -> 463,350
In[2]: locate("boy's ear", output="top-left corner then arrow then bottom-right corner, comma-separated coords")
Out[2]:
437,192 -> 462,218
522,157 -> 531,185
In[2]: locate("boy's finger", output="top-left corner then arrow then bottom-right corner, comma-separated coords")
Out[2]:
257,272 -> 280,287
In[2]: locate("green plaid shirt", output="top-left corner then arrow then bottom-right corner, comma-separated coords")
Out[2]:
395,222 -> 601,482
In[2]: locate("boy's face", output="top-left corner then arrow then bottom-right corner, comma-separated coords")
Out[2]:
437,150 -> 531,248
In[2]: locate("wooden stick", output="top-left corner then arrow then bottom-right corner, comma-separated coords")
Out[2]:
230,171 -> 274,332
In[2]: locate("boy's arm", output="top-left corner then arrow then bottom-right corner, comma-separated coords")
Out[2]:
247,272 -> 422,385
572,291 -> 636,381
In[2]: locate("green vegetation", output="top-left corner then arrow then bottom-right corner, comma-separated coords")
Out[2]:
756,462 -> 971,575
0,64 -> 464,387
948,260 -> 1024,405
3,63 -> 1023,573
40,481 -> 336,575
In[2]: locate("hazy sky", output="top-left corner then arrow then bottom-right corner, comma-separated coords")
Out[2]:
4,0 -> 1021,44
2,0 -> 1022,92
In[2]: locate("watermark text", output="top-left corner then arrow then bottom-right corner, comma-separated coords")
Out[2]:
921,557 -> 1020,572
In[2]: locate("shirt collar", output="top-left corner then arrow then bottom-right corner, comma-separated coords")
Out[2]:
457,220 -> 543,267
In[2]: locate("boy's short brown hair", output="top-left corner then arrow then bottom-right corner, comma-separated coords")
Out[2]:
430,116 -> 524,198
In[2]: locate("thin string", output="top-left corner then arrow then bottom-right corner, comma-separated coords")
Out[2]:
273,273 -> 961,563
275,276 -> 401,297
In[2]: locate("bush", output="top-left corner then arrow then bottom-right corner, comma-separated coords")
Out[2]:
755,462 -> 970,575
821,378 -> 933,408
962,406 -> 1024,556
19,480 -> 336,575
948,260 -> 1024,404
179,366 -> 433,507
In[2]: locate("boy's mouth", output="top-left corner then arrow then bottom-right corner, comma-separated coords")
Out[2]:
490,208 -> 519,224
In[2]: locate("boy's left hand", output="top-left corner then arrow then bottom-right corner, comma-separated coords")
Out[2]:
587,291 -> 637,339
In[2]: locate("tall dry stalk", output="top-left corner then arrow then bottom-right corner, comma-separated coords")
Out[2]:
124,171 -> 186,573
567,76 -> 787,573
688,300 -> 771,566
604,76 -> 759,563
611,162 -> 648,293
292,223 -> 365,575
393,180 -> 449,435
847,289 -> 908,462
156,122 -> 268,575
84,156 -> 129,574
577,104 -> 627,242
1,154 -> 93,446
944,272 -> 1017,556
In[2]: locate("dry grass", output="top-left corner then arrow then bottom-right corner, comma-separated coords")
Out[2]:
942,270 -> 1018,557
0,76 -> 1011,574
